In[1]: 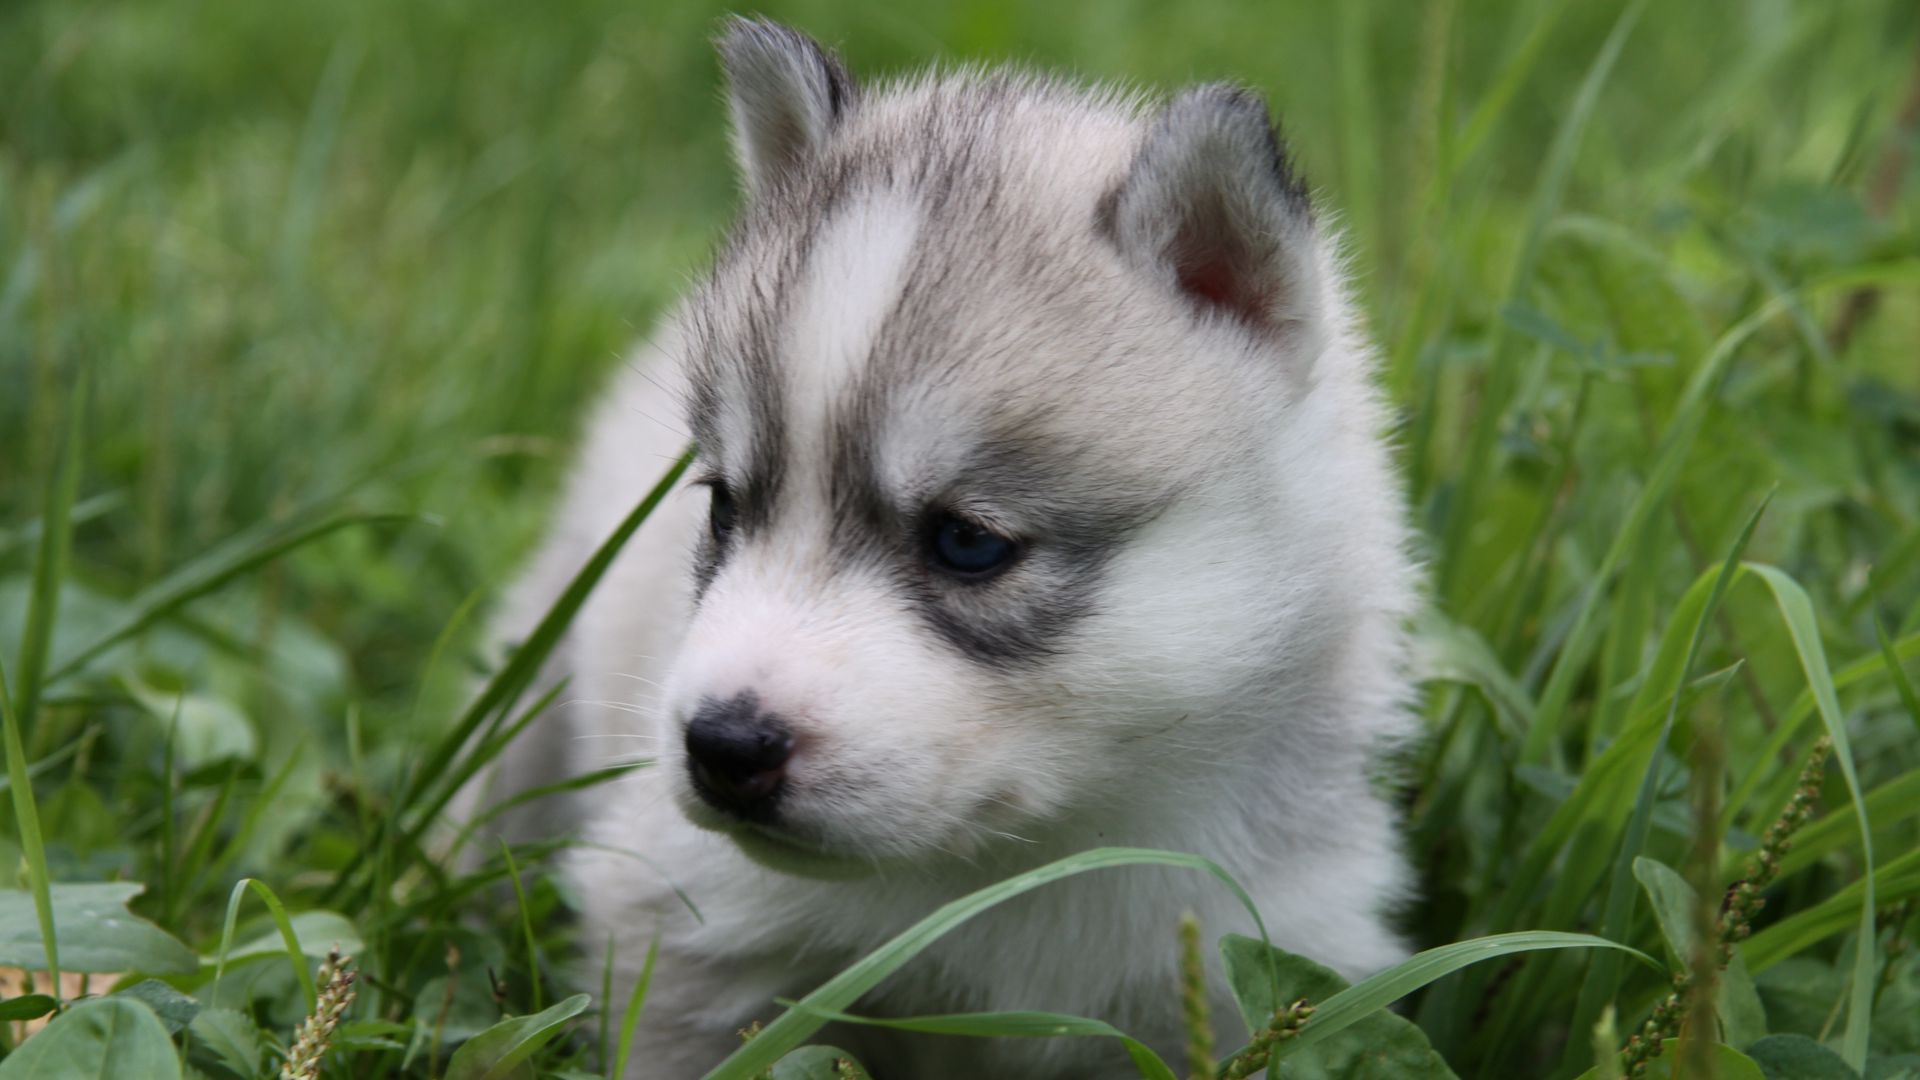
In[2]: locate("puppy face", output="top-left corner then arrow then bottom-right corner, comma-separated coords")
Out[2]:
651,25 -> 1360,875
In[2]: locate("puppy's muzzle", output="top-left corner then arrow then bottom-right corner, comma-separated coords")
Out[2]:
684,694 -> 793,822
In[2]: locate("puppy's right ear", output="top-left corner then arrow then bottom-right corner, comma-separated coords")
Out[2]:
1104,85 -> 1319,343
717,18 -> 857,198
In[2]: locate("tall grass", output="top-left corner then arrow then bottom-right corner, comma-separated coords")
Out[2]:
1,0 -> 1917,1076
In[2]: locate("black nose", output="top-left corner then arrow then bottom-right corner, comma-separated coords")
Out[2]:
684,695 -> 794,820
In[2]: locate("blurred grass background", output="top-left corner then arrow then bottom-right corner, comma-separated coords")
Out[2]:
4,0 -> 1915,730
2,0 -> 1919,1076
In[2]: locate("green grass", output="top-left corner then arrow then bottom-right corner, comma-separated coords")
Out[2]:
3,0 -> 1919,1076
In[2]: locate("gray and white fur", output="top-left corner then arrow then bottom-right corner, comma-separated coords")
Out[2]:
467,18 -> 1419,1078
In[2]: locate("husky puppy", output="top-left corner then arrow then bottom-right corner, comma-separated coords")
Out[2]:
473,18 -> 1418,1078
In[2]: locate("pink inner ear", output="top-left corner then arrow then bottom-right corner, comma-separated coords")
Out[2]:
1175,250 -> 1272,329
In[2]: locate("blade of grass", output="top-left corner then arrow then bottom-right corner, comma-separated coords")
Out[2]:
411,679 -> 568,873
1561,492 -> 1771,1074
500,840 -> 541,1013
1489,552 -> 1906,1049
170,761 -> 242,925
1745,847 -> 1920,971
1437,0 -> 1646,603
597,935 -> 614,1075
1876,615 -> 1920,737
776,1002 -> 1178,1080
1486,564 -> 1733,934
1766,768 -> 1920,881
0,732 -> 83,793
1388,0 -> 1572,395
329,448 -> 693,906
46,509 -> 412,683
212,878 -> 318,1013
158,702 -> 179,924
14,373 -> 84,746
1272,932 -> 1659,1064
445,761 -> 645,863
0,661 -> 59,1003
1744,564 -> 1876,1071
0,492 -> 122,565
611,931 -> 660,1080
408,447 -> 690,812
699,847 -> 1272,1080
1335,1 -> 1382,267
344,705 -> 387,1020
408,587 -> 484,732
201,736 -> 306,887
1723,629 -> 1920,832
1523,289 -> 1814,763
1446,0 -> 1575,180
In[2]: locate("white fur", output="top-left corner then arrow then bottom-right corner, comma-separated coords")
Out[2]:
468,22 -> 1419,1078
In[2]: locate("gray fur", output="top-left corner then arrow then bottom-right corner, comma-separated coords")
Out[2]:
718,18 -> 857,198
463,21 -> 1420,1078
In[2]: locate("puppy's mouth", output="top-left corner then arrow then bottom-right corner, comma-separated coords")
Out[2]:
676,786 -> 879,880
726,823 -> 878,881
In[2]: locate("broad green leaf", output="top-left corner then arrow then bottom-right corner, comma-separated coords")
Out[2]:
1747,1034 -> 1861,1080
186,1006 -> 264,1080
444,992 -> 591,1080
0,882 -> 196,974
124,680 -> 257,770
0,996 -> 182,1079
1633,856 -> 1702,965
1754,957 -> 1842,1038
333,1018 -> 413,1053
1868,1055 -> 1920,1080
112,977 -> 200,1033
414,972 -> 509,1043
1630,856 -> 1768,1048
0,992 -> 55,1021
1219,933 -> 1456,1078
1722,950 -> 1770,1052
769,1046 -> 872,1079
700,847 -> 1272,1080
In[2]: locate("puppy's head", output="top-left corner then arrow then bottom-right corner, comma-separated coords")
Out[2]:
655,20 -> 1407,875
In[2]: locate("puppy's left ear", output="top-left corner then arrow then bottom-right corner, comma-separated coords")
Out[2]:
717,18 -> 858,198
1105,85 -> 1320,340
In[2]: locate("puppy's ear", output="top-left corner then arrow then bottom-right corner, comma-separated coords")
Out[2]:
1105,85 -> 1319,339
717,18 -> 857,198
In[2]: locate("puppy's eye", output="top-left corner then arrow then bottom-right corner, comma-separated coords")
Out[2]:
707,482 -> 738,544
927,512 -> 1020,579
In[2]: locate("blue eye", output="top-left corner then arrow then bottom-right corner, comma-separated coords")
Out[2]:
929,513 -> 1019,579
708,482 -> 738,543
